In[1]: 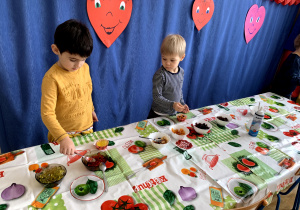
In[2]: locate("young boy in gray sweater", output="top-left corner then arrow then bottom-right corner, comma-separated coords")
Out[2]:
148,34 -> 189,118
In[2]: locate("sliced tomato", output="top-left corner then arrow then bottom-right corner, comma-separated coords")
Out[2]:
131,203 -> 149,210
118,195 -> 134,209
101,200 -> 118,210
255,146 -> 269,155
128,145 -> 144,154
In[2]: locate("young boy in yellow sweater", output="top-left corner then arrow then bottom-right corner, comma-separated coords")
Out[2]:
41,19 -> 98,155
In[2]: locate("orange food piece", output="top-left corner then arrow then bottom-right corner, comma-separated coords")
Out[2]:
29,164 -> 39,171
190,167 -> 197,172
105,161 -> 114,168
172,128 -> 186,135
181,168 -> 190,175
41,163 -> 49,168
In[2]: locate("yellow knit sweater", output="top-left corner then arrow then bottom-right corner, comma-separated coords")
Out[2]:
41,63 -> 94,143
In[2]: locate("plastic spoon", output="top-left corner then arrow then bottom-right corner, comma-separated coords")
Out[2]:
74,152 -> 95,162
99,162 -> 108,192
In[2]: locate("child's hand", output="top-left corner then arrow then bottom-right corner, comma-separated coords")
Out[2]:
182,104 -> 190,113
60,136 -> 76,155
92,111 -> 98,122
173,102 -> 185,112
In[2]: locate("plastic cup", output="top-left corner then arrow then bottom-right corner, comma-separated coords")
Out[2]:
95,139 -> 109,150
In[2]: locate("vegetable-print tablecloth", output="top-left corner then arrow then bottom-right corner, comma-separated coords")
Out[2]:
0,92 -> 300,210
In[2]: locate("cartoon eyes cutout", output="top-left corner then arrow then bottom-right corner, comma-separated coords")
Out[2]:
250,17 -> 261,23
95,0 -> 100,8
94,0 -> 125,10
196,6 -> 210,13
120,1 -> 125,10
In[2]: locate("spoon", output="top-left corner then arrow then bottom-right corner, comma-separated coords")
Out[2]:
139,136 -> 162,142
74,152 -> 95,162
99,162 -> 108,192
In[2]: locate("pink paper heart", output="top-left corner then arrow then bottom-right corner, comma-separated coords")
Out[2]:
244,5 -> 266,44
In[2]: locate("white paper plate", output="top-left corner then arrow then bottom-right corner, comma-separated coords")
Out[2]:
153,117 -> 174,127
227,178 -> 257,201
70,175 -> 104,201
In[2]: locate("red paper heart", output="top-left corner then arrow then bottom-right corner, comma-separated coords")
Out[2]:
192,0 -> 215,31
87,0 -> 132,48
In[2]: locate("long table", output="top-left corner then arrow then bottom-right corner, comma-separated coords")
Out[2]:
1,92 -> 300,210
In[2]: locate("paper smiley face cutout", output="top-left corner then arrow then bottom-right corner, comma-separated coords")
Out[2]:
87,0 -> 132,48
192,0 -> 215,31
244,4 -> 266,44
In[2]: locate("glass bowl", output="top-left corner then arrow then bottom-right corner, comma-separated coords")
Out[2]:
35,164 -> 67,188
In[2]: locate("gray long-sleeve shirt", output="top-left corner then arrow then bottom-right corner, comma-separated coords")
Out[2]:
151,66 -> 185,115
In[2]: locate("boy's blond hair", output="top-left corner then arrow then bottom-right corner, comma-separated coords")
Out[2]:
294,34 -> 300,50
161,34 -> 186,57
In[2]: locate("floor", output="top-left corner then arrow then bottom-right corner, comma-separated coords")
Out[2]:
265,187 -> 298,210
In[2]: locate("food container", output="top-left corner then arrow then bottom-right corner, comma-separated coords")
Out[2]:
35,164 -> 67,188
215,113 -> 232,127
192,119 -> 212,134
176,113 -> 187,122
81,150 -> 108,171
148,132 -> 171,149
170,125 -> 189,140
94,139 -> 109,150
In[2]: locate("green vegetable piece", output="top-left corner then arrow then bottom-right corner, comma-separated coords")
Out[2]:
234,186 -> 247,197
228,142 -> 241,147
183,205 -> 195,210
108,141 -> 115,146
256,142 -> 268,148
239,183 -> 253,197
74,184 -> 90,196
115,127 -> 124,133
162,119 -> 171,125
86,179 -> 98,194
0,204 -> 8,210
231,130 -> 239,135
163,190 -> 176,206
250,98 -> 255,102
157,121 -> 165,126
135,140 -> 146,148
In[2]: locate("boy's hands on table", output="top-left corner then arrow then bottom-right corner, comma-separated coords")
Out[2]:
60,136 -> 76,155
182,104 -> 189,113
173,102 -> 190,113
92,111 -> 98,122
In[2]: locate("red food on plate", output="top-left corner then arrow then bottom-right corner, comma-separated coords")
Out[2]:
128,145 -> 144,153
118,195 -> 134,209
131,203 -> 148,210
105,161 -> 114,169
101,200 -> 118,209
176,140 -> 193,150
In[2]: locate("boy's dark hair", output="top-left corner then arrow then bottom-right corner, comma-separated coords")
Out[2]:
54,19 -> 93,57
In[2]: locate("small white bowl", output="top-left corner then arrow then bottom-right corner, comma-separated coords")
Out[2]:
215,113 -> 232,127
170,125 -> 189,140
148,132 -> 171,149
192,119 -> 212,134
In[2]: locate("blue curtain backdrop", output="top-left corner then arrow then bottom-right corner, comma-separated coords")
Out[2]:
0,1 -> 299,153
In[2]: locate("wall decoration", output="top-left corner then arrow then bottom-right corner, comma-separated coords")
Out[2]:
87,0 -> 132,48
244,4 -> 266,44
192,0 -> 215,31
